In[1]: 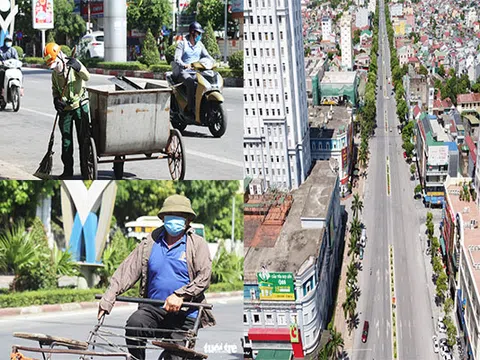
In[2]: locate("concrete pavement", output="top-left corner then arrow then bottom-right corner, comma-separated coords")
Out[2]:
0,296 -> 242,360
0,68 -> 243,180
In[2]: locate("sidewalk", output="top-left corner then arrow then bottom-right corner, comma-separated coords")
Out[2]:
333,142 -> 368,356
0,291 -> 242,318
0,160 -> 36,180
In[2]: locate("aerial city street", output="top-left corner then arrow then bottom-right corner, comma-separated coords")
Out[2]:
243,0 -> 480,359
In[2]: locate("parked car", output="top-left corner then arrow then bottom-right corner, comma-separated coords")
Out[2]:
360,228 -> 367,247
77,31 -> 104,58
442,353 -> 452,360
361,321 -> 369,343
441,344 -> 451,356
390,127 -> 393,132
403,151 -> 407,159
438,320 -> 447,333
432,335 -> 439,353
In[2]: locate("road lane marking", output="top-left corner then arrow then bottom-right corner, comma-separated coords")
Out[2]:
23,107 -> 55,119
187,150 -> 243,168
386,156 -> 391,196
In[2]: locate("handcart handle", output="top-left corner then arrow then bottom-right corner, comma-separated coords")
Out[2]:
95,295 -> 213,309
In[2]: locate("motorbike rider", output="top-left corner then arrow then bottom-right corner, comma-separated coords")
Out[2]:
173,21 -> 214,116
43,42 -> 90,179
0,36 -> 19,98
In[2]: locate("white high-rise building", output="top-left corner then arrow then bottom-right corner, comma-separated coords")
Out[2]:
321,17 -> 332,42
340,13 -> 353,70
244,0 -> 311,191
368,0 -> 376,14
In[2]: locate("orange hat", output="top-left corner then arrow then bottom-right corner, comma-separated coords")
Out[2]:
43,42 -> 61,68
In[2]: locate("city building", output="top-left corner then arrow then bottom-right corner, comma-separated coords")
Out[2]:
305,58 -> 327,106
319,71 -> 358,106
477,131 -> 480,209
244,0 -> 312,192
457,93 -> 480,114
244,161 -> 345,359
368,0 -> 375,14
416,113 -> 459,206
355,8 -> 369,29
321,17 -> 332,42
340,13 -> 353,71
441,178 -> 480,360
309,106 -> 354,194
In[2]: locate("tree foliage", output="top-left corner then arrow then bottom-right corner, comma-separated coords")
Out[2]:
127,0 -> 172,36
140,28 -> 161,66
187,0 -> 232,31
203,22 -> 221,59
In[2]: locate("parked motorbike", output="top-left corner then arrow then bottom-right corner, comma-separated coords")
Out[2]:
167,58 -> 227,138
0,58 -> 23,112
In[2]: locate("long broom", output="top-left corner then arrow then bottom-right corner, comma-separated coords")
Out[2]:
34,47 -> 76,179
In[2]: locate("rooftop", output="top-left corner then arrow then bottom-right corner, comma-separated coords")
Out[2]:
309,106 -> 352,139
321,71 -> 357,85
445,183 -> 480,293
430,119 -> 450,142
458,93 -> 480,104
244,161 -> 337,282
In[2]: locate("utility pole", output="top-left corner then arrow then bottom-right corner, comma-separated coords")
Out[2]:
224,0 -> 228,63
87,0 -> 91,33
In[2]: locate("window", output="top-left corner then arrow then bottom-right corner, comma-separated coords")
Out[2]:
245,109 -> 249,116
244,313 -> 248,324
280,31 -> 284,40
278,314 -> 286,325
253,314 -> 261,324
259,32 -> 262,41
265,313 -> 274,325
252,32 -> 255,41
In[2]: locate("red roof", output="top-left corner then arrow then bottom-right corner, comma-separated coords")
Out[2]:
457,93 -> 480,104
420,35 -> 428,42
248,328 -> 290,341
465,135 -> 477,165
450,119 -> 456,134
408,56 -> 419,63
413,105 -> 421,117
434,98 -> 453,109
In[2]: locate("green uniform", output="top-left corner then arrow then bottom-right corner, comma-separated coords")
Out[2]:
51,61 -> 90,174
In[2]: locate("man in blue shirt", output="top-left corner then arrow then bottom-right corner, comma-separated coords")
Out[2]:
174,22 -> 214,116
0,36 -> 19,98
98,194 -> 214,360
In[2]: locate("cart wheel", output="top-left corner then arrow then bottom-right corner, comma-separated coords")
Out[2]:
113,156 -> 124,179
81,137 -> 98,180
166,128 -> 186,180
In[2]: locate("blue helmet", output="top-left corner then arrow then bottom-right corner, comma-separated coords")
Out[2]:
189,22 -> 204,34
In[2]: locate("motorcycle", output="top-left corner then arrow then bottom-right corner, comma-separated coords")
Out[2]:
167,58 -> 227,138
0,58 -> 23,112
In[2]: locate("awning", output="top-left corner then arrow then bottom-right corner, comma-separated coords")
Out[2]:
440,236 -> 446,256
256,349 -> 292,360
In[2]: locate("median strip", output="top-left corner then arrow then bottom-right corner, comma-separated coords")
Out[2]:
389,245 -> 398,359
386,156 -> 391,196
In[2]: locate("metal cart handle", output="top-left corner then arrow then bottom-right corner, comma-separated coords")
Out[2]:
94,295 -> 213,309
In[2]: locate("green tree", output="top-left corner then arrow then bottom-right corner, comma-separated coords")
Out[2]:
174,181 -> 242,240
325,328 -> 344,359
436,271 -> 448,302
444,298 -> 454,315
203,22 -> 221,59
353,29 -> 361,45
140,28 -> 161,66
432,255 -> 443,274
187,0 -> 232,31
228,50 -> 243,72
438,64 -> 445,77
351,193 -> 364,220
52,0 -> 87,46
211,240 -> 243,284
402,141 -> 415,157
127,0 -> 172,36
346,260 -> 358,282
410,163 -> 416,177
165,43 -> 177,64
358,146 -> 369,169
419,65 -> 429,76
444,316 -> 457,347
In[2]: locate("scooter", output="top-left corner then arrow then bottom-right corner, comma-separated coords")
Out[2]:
0,58 -> 23,112
167,58 -> 227,138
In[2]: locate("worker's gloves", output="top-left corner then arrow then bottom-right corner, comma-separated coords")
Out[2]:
54,97 -> 66,113
66,57 -> 81,72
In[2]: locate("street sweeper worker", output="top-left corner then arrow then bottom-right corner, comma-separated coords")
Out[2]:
44,42 -> 90,179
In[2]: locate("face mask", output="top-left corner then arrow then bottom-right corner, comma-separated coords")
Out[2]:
164,215 -> 186,237
195,34 -> 202,43
4,42 -> 12,48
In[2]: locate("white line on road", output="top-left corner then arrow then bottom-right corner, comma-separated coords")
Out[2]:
23,107 -> 55,119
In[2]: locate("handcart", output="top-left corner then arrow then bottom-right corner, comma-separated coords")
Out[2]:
11,296 -> 212,360
81,79 -> 185,180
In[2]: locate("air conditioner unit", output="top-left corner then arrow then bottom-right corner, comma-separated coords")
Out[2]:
471,219 -> 478,229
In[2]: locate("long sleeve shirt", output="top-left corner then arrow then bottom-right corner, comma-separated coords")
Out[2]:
51,60 -> 90,111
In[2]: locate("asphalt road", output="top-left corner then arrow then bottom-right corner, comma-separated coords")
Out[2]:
0,68 -> 243,180
0,297 -> 242,360
352,1 -> 437,359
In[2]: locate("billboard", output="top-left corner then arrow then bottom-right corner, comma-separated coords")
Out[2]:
231,0 -> 244,13
33,0 -> 54,30
428,145 -> 449,166
257,272 -> 295,301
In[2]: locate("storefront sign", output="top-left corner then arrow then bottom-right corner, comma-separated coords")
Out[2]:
257,272 -> 295,301
290,324 -> 299,343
